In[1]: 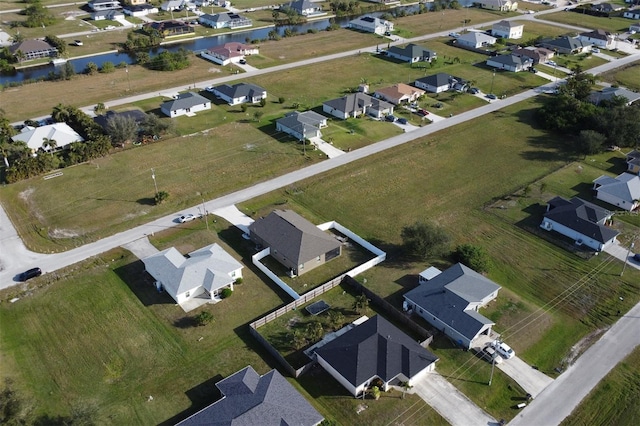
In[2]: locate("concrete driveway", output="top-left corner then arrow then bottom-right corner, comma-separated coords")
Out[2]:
121,237 -> 159,259
497,356 -> 554,398
604,241 -> 640,271
411,371 -> 497,426
211,205 -> 254,234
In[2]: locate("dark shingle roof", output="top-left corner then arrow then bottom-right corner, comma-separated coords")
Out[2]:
404,263 -> 500,341
323,92 -> 376,114
488,54 -> 532,67
162,92 -> 209,112
248,210 -> 340,266
177,366 -> 323,426
275,111 -> 326,138
211,83 -> 266,99
415,73 -> 463,88
544,197 -> 619,244
315,315 -> 438,387
387,43 -> 435,59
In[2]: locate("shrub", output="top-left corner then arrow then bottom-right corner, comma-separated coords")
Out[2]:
453,244 -> 492,273
234,277 -> 243,284
221,288 -> 233,299
195,311 -> 214,326
154,190 -> 169,205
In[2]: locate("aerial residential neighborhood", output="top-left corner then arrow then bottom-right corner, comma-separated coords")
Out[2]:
1,0 -> 640,425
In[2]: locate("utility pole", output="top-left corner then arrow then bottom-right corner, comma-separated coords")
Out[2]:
490,70 -> 496,96
201,197 -> 209,231
125,66 -> 131,92
488,354 -> 496,386
151,168 -> 159,198
621,241 -> 635,276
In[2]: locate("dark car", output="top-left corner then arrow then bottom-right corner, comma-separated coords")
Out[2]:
469,87 -> 480,94
20,267 -> 42,281
385,115 -> 396,122
486,94 -> 497,100
633,253 -> 640,262
417,109 -> 429,116
397,117 -> 408,125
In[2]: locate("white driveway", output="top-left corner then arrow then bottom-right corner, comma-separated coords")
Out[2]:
211,205 -> 254,234
604,241 -> 640,270
497,356 -> 554,398
411,371 -> 497,426
309,137 -> 345,159
393,121 -> 420,132
121,237 -> 159,259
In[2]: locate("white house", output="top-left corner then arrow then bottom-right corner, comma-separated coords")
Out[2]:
478,0 -> 518,11
123,4 -> 158,16
142,243 -> 243,310
88,0 -> 122,11
631,22 -> 640,32
348,16 -> 393,35
92,9 -> 125,20
593,173 -> 640,211
386,43 -> 436,63
314,315 -> 438,398
208,83 -> 267,105
540,197 -> 619,251
275,111 -> 327,140
579,29 -> 615,49
492,20 -> 524,39
11,123 -> 84,155
282,0 -> 325,16
486,54 -> 532,72
374,83 -> 425,105
198,12 -> 252,29
415,73 -> 468,93
161,0 -> 184,11
623,11 -> 640,20
404,263 -> 501,350
455,32 -> 497,49
161,92 -> 211,117
200,42 -> 258,65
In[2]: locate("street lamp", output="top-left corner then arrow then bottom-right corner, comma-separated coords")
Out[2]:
489,70 -> 496,96
151,168 -> 159,198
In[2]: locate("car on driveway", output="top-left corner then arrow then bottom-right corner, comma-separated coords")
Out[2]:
469,87 -> 480,94
20,267 -> 42,281
416,109 -> 429,116
178,214 -> 196,223
633,253 -> 640,262
449,32 -> 460,38
397,117 -> 408,125
486,94 -> 497,100
547,60 -> 557,67
480,346 -> 503,364
238,59 -> 247,64
385,115 -> 396,122
492,341 -> 515,359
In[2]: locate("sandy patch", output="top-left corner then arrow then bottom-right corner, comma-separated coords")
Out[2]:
49,228 -> 80,239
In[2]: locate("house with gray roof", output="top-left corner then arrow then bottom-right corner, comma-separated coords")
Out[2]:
142,243 -> 243,309
208,83 -> 267,105
386,43 -> 437,63
414,73 -> 468,93
92,9 -> 125,20
579,29 -> 614,49
9,39 -> 58,61
492,20 -> 524,39
177,366 -> 323,426
627,150 -> 640,175
589,86 -> 640,106
200,42 -> 259,65
322,92 -> 393,119
348,15 -> 393,35
275,111 -> 327,141
486,54 -> 533,72
593,173 -> 640,211
161,92 -> 211,117
248,209 -> 341,276
89,0 -> 121,11
404,263 -> 501,349
540,197 -> 618,251
198,12 -> 252,29
281,0 -> 325,16
455,32 -> 497,49
314,315 -> 438,397
539,36 -> 589,54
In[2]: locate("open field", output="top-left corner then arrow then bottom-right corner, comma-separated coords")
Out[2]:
1,6 -> 95,39
561,345 -> 640,426
598,60 -> 640,91
538,10 -> 636,33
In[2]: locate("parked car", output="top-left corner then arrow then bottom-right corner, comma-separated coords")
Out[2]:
592,48 -> 600,53
480,346 -> 503,364
73,40 -> 83,46
20,267 -> 42,281
449,32 -> 460,38
397,117 -> 408,125
486,93 -> 497,100
547,60 -> 557,67
385,115 -> 396,122
417,109 -> 429,116
205,86 -> 216,94
633,253 -> 640,262
178,214 -> 196,223
492,341 -> 515,359
238,59 -> 247,64
469,87 -> 480,94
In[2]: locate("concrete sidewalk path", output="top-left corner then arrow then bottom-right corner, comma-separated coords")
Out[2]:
211,205 -> 254,234
497,356 -> 554,398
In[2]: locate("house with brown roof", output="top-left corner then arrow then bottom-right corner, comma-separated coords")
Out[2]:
374,83 -> 425,105
248,210 -> 341,276
512,46 -> 554,64
579,29 -> 615,49
200,42 -> 259,65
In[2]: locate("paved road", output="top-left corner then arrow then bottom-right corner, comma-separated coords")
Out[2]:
509,300 -> 640,426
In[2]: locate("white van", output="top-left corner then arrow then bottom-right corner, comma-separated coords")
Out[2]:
492,341 -> 515,359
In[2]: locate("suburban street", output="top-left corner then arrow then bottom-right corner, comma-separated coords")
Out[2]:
1,4 -> 639,424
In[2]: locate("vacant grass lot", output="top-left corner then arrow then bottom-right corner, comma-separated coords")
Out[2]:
2,6 -> 95,39
561,346 -> 640,426
599,60 -> 640,91
539,10 -> 636,33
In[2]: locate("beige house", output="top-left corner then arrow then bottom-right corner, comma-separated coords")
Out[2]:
478,0 -> 518,11
374,83 -> 425,105
492,20 -> 524,39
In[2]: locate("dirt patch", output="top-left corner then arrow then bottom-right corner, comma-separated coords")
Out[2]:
49,228 -> 81,239
563,327 -> 608,366
18,187 -> 45,222
286,316 -> 300,330
208,67 -> 221,73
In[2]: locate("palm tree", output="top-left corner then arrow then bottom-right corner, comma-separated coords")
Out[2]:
353,293 -> 369,314
42,137 -> 57,156
400,381 -> 413,399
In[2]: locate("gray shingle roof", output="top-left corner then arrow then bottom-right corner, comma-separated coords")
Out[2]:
404,263 -> 500,341
211,83 -> 266,99
249,210 -> 340,266
275,111 -> 326,138
544,197 -> 619,244
387,43 -> 436,59
589,87 -> 640,105
162,92 -> 210,112
488,54 -> 532,67
177,366 -> 324,426
315,315 -> 438,387
142,243 -> 242,298
594,173 -> 640,205
323,92 -> 390,114
415,73 -> 464,88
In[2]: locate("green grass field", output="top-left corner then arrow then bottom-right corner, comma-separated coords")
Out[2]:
599,61 -> 640,91
539,10 -> 636,33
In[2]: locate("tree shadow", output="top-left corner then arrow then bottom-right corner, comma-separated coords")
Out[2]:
137,197 -> 156,205
174,316 -> 198,329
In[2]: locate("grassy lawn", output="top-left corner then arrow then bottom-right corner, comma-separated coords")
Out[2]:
561,345 -> 640,426
2,6 -> 94,39
598,60 -> 640,91
539,10 -> 636,33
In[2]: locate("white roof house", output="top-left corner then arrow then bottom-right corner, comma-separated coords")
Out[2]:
456,32 -> 497,49
348,16 -> 393,35
492,20 -> 524,39
593,173 -> 640,212
11,123 -> 84,155
142,243 -> 243,310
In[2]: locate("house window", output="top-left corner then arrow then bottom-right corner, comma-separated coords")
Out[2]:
231,271 -> 236,277
299,264 -> 304,270
317,255 -> 321,262
185,291 -> 190,298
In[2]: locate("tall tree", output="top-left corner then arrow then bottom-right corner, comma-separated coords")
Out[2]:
106,114 -> 137,146
401,221 -> 451,260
